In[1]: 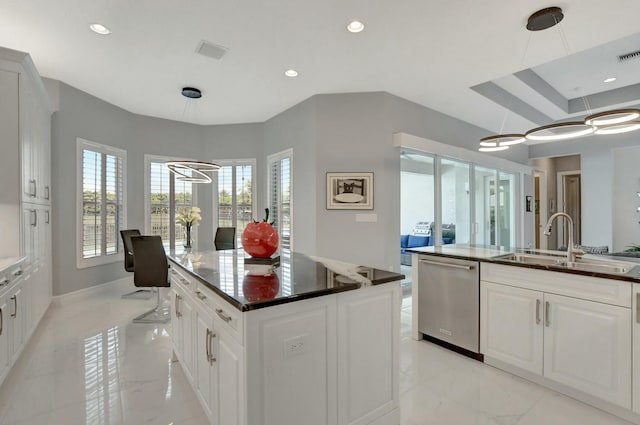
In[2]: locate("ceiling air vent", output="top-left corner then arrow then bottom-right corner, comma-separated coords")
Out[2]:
618,49 -> 640,62
196,40 -> 228,60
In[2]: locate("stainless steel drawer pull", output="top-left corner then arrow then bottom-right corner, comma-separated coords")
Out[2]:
10,295 -> 17,318
45,210 -> 50,224
29,180 -> 36,198
12,269 -> 22,276
31,210 -> 37,227
636,292 -> 640,324
545,301 -> 550,327
0,278 -> 8,287
216,309 -> 232,323
419,259 -> 475,270
196,291 -> 206,300
536,299 -> 541,324
45,186 -> 50,200
205,329 -> 211,362
0,307 -> 3,336
175,294 -> 182,318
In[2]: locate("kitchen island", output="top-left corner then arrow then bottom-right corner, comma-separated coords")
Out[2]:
409,244 -> 640,424
167,248 -> 404,425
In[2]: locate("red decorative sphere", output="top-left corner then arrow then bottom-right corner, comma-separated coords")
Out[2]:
241,222 -> 279,258
242,272 -> 280,302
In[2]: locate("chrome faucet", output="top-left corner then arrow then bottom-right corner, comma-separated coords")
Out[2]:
543,212 -> 583,263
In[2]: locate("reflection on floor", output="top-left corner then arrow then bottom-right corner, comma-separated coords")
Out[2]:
0,285 -> 633,425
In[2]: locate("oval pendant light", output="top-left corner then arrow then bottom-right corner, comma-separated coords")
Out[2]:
525,122 -> 596,142
594,121 -> 640,135
584,109 -> 640,126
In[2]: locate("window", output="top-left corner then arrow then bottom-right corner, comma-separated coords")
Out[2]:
145,155 -> 196,251
214,159 -> 256,246
268,149 -> 293,295
268,149 -> 293,252
77,138 -> 126,268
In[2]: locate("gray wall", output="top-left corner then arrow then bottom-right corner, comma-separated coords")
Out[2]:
51,82 -> 261,295
263,97 -> 317,256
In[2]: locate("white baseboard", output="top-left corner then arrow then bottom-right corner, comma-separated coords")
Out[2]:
51,277 -> 134,308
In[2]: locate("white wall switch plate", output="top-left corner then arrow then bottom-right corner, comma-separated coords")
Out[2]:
355,213 -> 377,222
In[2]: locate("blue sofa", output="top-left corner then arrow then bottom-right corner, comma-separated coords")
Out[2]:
401,234 -> 454,266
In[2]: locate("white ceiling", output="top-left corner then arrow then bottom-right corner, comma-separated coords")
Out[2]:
1,0 -> 640,131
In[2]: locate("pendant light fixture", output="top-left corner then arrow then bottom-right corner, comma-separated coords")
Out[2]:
166,87 -> 220,183
479,7 -> 640,153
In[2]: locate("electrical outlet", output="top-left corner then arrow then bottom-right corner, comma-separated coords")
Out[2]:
284,335 -> 307,358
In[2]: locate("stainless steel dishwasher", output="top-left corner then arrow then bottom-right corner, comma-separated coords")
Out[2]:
417,255 -> 480,355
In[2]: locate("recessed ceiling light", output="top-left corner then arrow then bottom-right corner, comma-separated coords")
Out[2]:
284,69 -> 298,77
603,77 -> 617,83
347,20 -> 365,33
89,23 -> 112,35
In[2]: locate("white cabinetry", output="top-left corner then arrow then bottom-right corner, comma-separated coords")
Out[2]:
0,292 -> 9,380
481,282 -> 543,374
481,264 -> 632,409
0,47 -> 52,390
20,71 -> 51,203
0,266 -> 26,383
543,293 -> 630,406
170,260 -> 400,425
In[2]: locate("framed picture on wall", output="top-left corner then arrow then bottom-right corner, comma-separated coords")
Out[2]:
326,172 -> 374,210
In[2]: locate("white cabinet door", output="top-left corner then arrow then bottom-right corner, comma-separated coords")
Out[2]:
216,325 -> 244,425
195,307 -> 217,423
0,294 -> 9,380
9,285 -> 24,363
480,281 -> 543,374
632,283 -> 640,414
170,289 -> 183,354
543,293 -> 631,408
181,296 -> 194,379
337,284 -> 400,425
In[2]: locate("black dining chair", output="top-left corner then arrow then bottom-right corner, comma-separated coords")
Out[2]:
120,229 -> 154,300
214,227 -> 236,250
130,235 -> 171,324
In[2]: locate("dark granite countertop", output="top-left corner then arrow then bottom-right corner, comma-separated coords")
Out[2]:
407,245 -> 640,283
168,249 -> 404,311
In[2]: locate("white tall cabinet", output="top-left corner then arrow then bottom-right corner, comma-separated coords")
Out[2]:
0,47 -> 52,388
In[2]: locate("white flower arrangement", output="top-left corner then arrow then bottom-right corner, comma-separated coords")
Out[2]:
176,206 -> 202,228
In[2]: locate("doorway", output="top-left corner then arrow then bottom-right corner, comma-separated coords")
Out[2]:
557,171 -> 581,247
534,170 -> 548,250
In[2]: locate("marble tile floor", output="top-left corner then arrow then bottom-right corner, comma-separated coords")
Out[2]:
0,288 -> 633,425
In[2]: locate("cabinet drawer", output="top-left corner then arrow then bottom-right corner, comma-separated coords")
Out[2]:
170,267 -> 196,293
194,282 -> 244,345
481,263 -> 632,307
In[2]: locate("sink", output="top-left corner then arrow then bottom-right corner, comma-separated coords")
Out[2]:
494,253 -> 637,275
494,253 -> 566,266
567,258 -> 637,274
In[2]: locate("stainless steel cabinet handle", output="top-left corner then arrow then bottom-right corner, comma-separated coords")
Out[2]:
196,291 -> 206,300
31,210 -> 37,227
636,292 -> 640,324
181,278 -> 190,285
205,329 -> 211,362
545,301 -> 550,327
45,210 -> 50,224
45,186 -> 50,200
418,259 -> 475,270
0,307 -> 3,336
10,295 -> 17,318
215,309 -> 232,323
209,332 -> 217,365
536,299 -> 541,324
175,294 -> 182,318
0,278 -> 8,287
29,180 -> 36,197
12,269 -> 22,277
